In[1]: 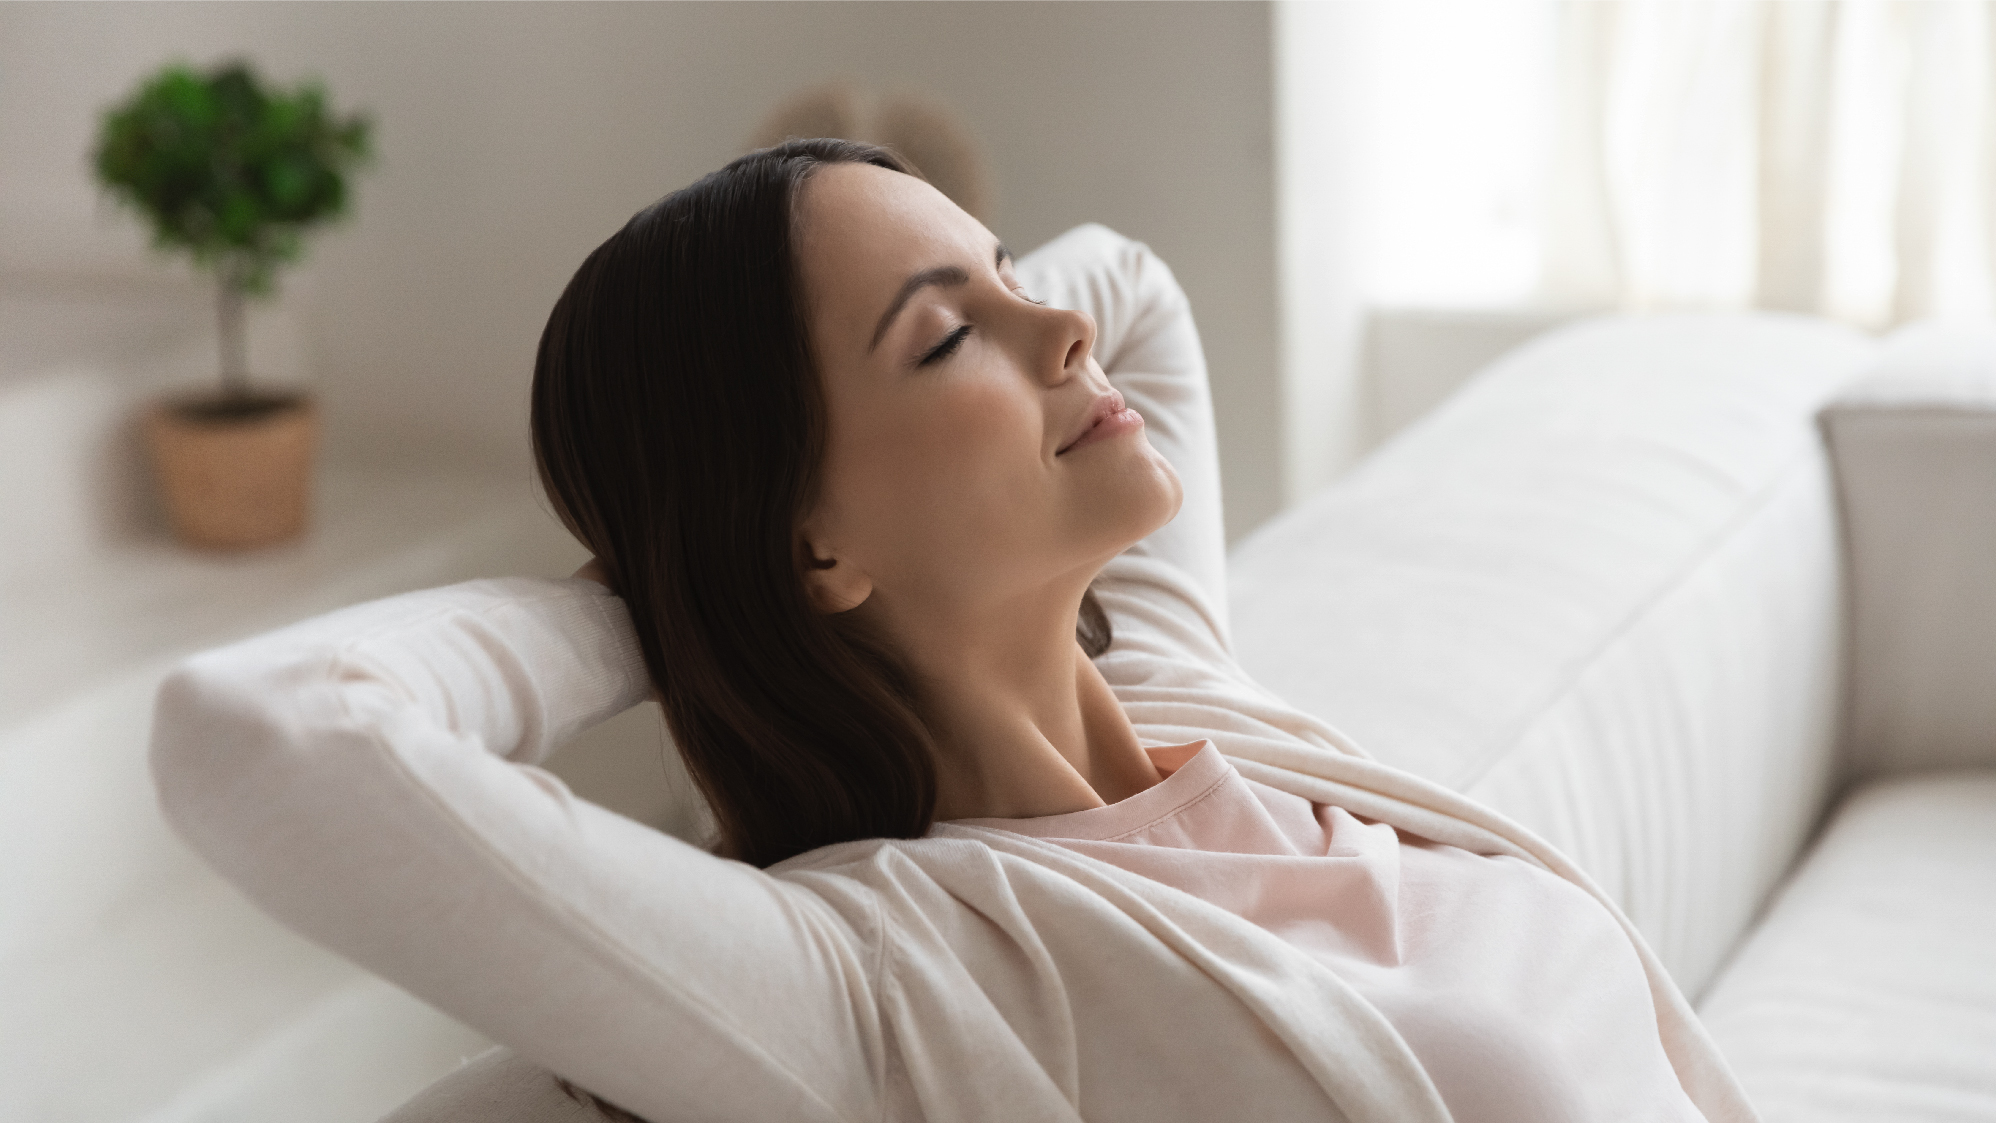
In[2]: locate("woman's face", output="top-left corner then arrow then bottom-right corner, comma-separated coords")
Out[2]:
791,163 -> 1182,622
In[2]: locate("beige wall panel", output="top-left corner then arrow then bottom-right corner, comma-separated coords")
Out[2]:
0,1 -> 1281,541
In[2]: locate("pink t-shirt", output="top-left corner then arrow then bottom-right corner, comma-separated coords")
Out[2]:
958,740 -> 1707,1123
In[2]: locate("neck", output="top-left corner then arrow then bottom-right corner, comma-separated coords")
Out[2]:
855,582 -> 1162,821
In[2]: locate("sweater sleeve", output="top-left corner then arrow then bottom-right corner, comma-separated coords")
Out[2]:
148,577 -> 883,1123
1016,224 -> 1234,662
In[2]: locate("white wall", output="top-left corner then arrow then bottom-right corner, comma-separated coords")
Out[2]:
0,1 -> 1287,542
1359,305 -> 1585,453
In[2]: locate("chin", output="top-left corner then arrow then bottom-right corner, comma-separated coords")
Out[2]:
1139,443 -> 1186,529
1097,449 -> 1183,553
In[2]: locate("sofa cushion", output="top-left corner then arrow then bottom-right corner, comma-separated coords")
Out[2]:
1698,770 -> 1996,1122
1229,311 -> 1879,996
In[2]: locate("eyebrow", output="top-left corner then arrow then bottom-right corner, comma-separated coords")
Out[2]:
868,242 -> 1013,354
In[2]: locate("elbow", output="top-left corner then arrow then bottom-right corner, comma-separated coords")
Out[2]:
147,647 -> 320,874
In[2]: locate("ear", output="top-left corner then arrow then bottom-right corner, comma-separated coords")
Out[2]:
799,535 -> 874,614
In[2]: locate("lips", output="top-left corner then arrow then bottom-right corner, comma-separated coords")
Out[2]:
1058,390 -> 1126,455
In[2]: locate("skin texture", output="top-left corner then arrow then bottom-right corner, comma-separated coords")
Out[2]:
792,163 -> 1185,820
575,164 -> 1185,820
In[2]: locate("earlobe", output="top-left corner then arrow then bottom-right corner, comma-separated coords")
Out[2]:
800,541 -> 874,613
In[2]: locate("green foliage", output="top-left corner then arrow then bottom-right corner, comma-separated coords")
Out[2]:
93,59 -> 372,296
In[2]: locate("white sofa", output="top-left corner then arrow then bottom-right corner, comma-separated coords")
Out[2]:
380,310 -> 1996,1122
1231,313 -> 1996,1121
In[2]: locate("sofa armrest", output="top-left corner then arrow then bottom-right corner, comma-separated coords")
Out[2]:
1820,323 -> 1996,782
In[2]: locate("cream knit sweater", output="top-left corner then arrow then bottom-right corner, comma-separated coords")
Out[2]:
149,224 -> 1755,1123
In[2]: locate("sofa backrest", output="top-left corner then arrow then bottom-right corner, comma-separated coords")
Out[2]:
1228,312 -> 1881,999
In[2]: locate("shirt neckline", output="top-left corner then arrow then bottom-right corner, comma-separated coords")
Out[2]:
950,739 -> 1227,841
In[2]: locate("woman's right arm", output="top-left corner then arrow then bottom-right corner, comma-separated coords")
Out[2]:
149,578 -> 881,1123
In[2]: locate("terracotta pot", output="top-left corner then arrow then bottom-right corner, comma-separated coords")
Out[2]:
144,391 -> 318,550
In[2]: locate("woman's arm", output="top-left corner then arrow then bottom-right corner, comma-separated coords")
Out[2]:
149,578 -> 880,1123
1017,224 -> 1231,648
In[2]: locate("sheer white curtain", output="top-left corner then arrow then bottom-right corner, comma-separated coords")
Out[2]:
1356,0 -> 1996,330
1545,0 -> 1996,329
1347,0 -> 1557,307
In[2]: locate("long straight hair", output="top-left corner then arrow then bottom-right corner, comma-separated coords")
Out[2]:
530,138 -> 1111,871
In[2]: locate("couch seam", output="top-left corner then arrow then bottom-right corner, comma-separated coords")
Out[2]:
1820,404 -> 1996,421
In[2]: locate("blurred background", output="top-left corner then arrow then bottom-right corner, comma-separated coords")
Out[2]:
4,2 -> 1992,1121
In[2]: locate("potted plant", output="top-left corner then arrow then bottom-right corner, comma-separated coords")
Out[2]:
93,59 -> 371,550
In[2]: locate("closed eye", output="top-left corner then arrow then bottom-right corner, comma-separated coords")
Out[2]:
915,271 -> 1045,367
919,325 -> 972,366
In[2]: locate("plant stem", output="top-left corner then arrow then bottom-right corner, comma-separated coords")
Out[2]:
217,265 -> 248,399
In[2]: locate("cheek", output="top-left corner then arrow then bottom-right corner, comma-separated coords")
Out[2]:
911,382 -> 1045,515
840,381 -> 1048,556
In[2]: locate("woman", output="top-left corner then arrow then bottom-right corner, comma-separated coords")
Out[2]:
151,140 -> 1752,1123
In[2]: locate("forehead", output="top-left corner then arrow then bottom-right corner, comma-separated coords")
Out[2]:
793,163 -> 989,344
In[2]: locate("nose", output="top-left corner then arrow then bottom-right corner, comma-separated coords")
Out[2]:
1040,305 -> 1096,387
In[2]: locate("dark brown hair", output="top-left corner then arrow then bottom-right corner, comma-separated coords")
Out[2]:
530,138 -> 1111,873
